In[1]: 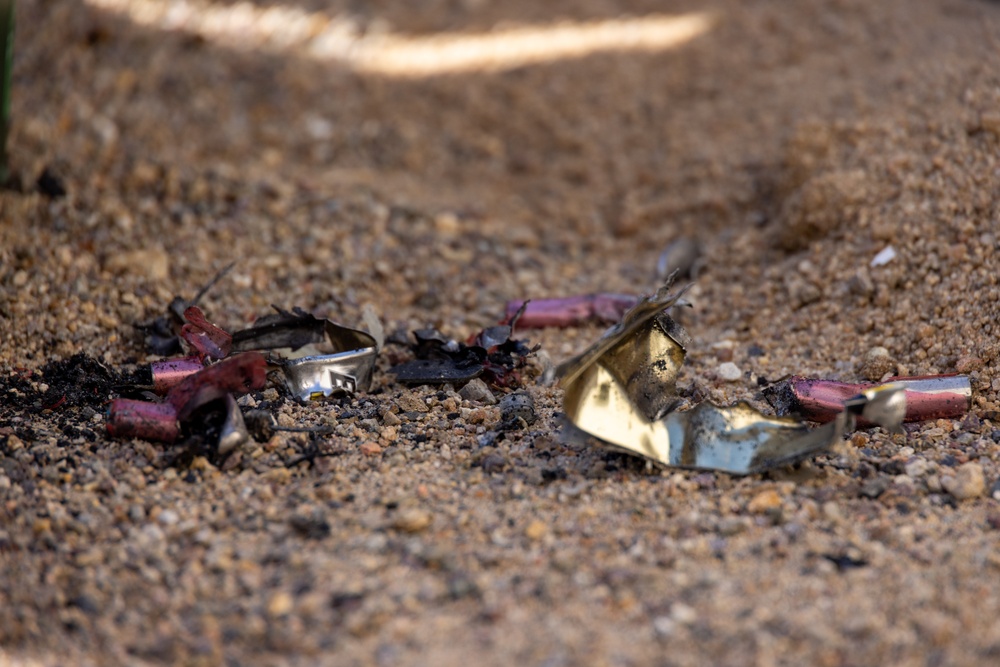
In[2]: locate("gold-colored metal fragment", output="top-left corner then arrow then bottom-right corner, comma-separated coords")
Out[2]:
557,277 -> 895,475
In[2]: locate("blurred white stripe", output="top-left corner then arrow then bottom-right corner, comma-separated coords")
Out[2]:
85,0 -> 713,76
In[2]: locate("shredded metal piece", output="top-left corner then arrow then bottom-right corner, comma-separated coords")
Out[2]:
233,307 -> 378,399
557,278 -> 906,475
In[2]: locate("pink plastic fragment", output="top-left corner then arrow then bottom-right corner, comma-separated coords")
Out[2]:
167,352 -> 268,420
181,306 -> 233,359
775,375 -> 971,427
151,355 -> 205,394
106,399 -> 180,442
504,294 -> 639,329
107,353 -> 267,442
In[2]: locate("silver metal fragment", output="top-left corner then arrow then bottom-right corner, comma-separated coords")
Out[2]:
843,382 -> 907,434
218,394 -> 249,455
655,237 -> 702,281
274,321 -> 379,400
233,310 -> 379,400
558,278 -> 901,475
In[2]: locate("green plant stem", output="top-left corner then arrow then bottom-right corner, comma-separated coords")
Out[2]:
0,0 -> 14,185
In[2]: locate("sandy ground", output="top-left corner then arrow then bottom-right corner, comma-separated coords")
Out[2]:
3,0 -> 1000,664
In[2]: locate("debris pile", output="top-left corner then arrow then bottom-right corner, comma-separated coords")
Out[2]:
85,267 -> 977,477
109,302 -> 379,455
389,311 -> 535,388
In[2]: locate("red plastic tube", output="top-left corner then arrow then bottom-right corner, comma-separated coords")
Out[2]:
504,294 -> 639,328
151,355 -> 205,394
181,305 -> 233,359
168,352 -> 267,419
106,399 -> 180,442
781,375 -> 971,426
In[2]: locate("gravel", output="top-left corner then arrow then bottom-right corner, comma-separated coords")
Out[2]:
3,0 -> 1000,665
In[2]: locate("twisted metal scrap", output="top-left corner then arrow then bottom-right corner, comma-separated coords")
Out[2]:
233,308 -> 379,399
557,279 -> 899,475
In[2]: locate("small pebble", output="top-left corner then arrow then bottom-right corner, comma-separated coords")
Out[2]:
860,346 -> 894,382
655,237 -> 701,280
459,378 -> 496,405
870,245 -> 896,267
747,489 -> 782,513
717,362 -> 741,382
941,462 -> 986,501
157,510 -> 179,526
395,391 -> 429,413
359,442 -> 383,457
267,592 -> 294,617
955,356 -> 982,373
859,478 -> 889,499
499,392 -> 536,425
392,508 -> 433,533
524,519 -> 547,541
905,458 -> 929,478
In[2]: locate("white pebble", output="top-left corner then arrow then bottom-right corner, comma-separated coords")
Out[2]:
717,362 -> 741,381
158,510 -> 180,526
870,245 -> 896,267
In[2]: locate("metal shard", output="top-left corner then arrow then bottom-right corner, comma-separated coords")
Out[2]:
218,394 -> 249,455
279,344 -> 376,399
234,313 -> 378,400
557,277 -> 895,475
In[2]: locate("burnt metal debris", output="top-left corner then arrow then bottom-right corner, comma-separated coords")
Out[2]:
102,273 -> 972,478
763,375 -> 971,427
110,304 -> 380,449
232,307 -> 379,399
556,279 -> 910,475
135,262 -> 235,356
390,310 -> 535,388
143,305 -> 380,401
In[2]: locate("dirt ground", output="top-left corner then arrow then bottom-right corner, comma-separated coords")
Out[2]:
3,0 -> 1000,664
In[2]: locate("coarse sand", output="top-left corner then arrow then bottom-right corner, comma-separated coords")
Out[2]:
3,0 -> 1000,664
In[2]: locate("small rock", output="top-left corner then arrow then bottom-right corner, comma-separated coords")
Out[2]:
499,392 -> 536,425
955,356 -> 982,374
747,489 -> 782,513
717,362 -> 742,382
717,516 -> 749,536
905,458 -> 929,478
524,519 -> 547,541
479,452 -> 507,474
980,112 -> 1000,137
670,603 -> 698,625
359,442 -> 383,457
290,510 -> 331,539
860,346 -> 894,382
104,247 -> 170,281
459,378 -> 496,405
652,616 -> 677,638
870,245 -> 896,267
941,462 -> 986,501
395,391 -> 429,413
859,477 -> 889,499
382,411 -> 401,426
267,592 -> 294,617
157,510 -> 179,526
392,508 -> 432,533
655,237 -> 701,280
